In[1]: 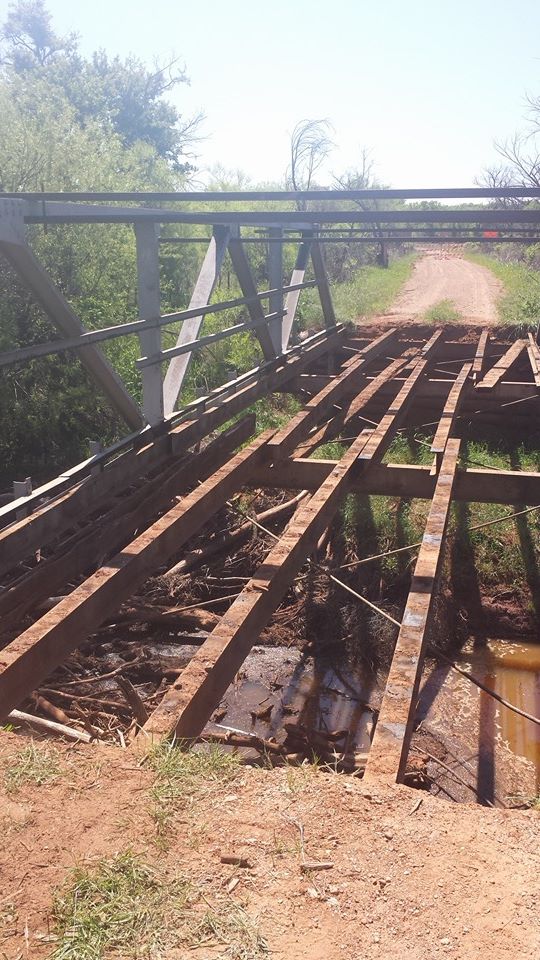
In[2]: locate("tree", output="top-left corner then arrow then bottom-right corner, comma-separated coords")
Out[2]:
0,0 -> 202,171
287,119 -> 334,208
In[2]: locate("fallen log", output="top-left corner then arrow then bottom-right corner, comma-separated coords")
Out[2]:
7,708 -> 93,743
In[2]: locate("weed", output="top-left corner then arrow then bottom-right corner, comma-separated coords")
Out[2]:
4,742 -> 60,794
423,299 -> 462,323
147,740 -> 240,840
465,251 -> 540,331
51,850 -> 267,960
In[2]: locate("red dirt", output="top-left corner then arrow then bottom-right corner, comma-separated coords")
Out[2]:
1,732 -> 539,959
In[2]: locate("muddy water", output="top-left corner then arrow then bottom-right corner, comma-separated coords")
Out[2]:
421,638 -> 540,802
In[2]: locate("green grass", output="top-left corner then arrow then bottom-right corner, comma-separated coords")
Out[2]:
3,742 -> 61,794
147,740 -> 240,841
423,299 -> 463,323
466,250 -> 540,332
298,253 -> 417,328
51,850 -> 268,960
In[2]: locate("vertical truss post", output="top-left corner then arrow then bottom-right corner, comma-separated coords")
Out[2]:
135,222 -> 164,426
163,225 -> 230,417
282,231 -> 312,351
228,226 -> 276,361
267,227 -> 284,354
310,236 -> 336,330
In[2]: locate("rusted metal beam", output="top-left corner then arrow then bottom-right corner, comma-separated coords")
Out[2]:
476,339 -> 526,390
282,233 -> 312,350
134,428 -> 375,748
0,432 -> 273,722
364,439 -> 461,783
310,240 -> 336,330
228,231 -> 276,361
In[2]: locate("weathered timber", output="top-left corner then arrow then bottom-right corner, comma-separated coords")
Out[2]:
430,362 -> 472,461
472,329 -> 489,383
526,334 -> 540,388
134,429 -> 375,748
364,439 -> 461,783
476,339 -> 526,390
0,431 -> 274,721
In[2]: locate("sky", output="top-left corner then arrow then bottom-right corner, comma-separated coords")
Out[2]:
2,0 -> 540,188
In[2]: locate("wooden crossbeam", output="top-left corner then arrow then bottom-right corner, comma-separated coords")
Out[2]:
268,329 -> 398,457
249,457 -> 540,505
526,334 -> 540,388
472,329 -> 489,383
476,339 -> 526,390
0,432 -> 273,722
364,439 -> 461,783
134,429 -> 374,748
430,361 -> 472,462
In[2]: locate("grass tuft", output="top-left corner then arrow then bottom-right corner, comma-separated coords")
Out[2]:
423,299 -> 462,323
147,740 -> 240,840
51,850 -> 267,960
4,741 -> 61,794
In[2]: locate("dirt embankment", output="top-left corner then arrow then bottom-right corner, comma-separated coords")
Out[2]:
386,248 -> 503,325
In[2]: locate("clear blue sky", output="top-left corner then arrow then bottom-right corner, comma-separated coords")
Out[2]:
2,0 -> 540,187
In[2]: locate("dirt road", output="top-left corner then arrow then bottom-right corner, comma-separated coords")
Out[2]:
388,248 -> 503,324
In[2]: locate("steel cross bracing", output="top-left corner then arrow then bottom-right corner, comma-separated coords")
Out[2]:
1,324 -> 540,784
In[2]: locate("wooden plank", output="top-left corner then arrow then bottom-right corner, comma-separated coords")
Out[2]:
476,339 -> 526,390
364,439 -> 461,783
249,457 -> 540,505
430,362 -> 472,460
162,226 -> 230,416
135,428 -> 374,748
471,329 -> 489,383
0,417 -> 256,636
281,235 -> 312,350
0,432 -> 273,722
228,232 -> 276,361
526,333 -> 540,388
268,329 -> 398,457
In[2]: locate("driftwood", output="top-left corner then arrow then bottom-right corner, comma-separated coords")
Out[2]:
7,708 -> 93,743
163,491 -> 308,578
30,692 -> 71,725
200,729 -> 285,755
115,676 -> 149,726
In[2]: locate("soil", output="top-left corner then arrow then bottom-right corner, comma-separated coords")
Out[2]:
0,731 -> 539,960
385,248 -> 504,325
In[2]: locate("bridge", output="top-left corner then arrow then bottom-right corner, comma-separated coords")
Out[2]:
1,187 -> 539,784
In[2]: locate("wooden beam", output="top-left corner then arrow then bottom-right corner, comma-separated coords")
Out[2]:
471,329 -> 489,383
364,439 -> 461,783
0,417 -> 256,636
526,334 -> 540,388
0,432 -> 273,722
135,428 -> 374,748
430,361 -> 472,462
228,231 -> 276,361
268,329 -> 398,457
476,339 -> 526,390
162,226 -> 230,416
249,458 -> 540,505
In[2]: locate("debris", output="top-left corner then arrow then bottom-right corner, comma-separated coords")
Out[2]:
220,855 -> 252,868
300,861 -> 334,873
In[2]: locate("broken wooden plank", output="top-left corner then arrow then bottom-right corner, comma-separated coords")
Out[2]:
430,361 -> 472,461
364,439 -> 461,783
134,429 -> 379,748
0,431 -> 274,722
476,339 -> 526,390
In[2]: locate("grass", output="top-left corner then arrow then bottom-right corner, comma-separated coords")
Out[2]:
466,250 -> 540,332
3,741 -> 61,794
298,253 -> 417,328
146,740 -> 241,841
423,299 -> 463,323
51,850 -> 268,960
